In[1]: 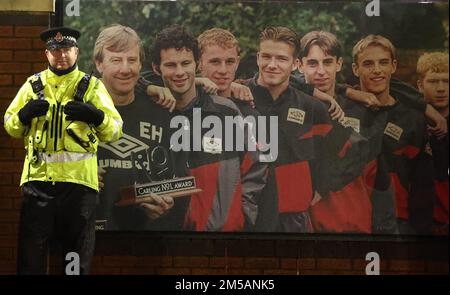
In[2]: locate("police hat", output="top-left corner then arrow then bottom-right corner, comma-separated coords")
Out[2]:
40,26 -> 80,50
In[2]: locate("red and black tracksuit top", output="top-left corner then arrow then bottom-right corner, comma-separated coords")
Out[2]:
309,92 -> 397,234
246,77 -> 337,232
380,99 -> 435,234
172,87 -> 268,232
429,117 -> 449,233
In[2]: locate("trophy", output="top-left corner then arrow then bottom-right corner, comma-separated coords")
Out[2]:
115,147 -> 202,207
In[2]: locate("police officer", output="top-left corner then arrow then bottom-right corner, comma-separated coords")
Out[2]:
4,26 -> 123,274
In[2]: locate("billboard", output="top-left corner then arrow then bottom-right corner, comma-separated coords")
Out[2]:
64,0 -> 448,235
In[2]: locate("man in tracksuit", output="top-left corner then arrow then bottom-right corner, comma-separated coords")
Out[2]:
298,30 -> 396,234
416,52 -> 449,235
150,25 -> 268,231
243,26 -> 344,232
352,35 -> 436,234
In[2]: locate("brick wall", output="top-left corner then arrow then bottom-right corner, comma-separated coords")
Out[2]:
0,13 -> 448,276
0,12 -> 49,275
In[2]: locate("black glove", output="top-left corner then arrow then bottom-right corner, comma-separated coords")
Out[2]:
18,99 -> 49,125
64,101 -> 105,127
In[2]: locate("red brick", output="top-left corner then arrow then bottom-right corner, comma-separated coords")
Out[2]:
0,261 -> 15,272
0,247 -> 13,260
281,258 -> 315,270
136,256 -> 172,267
14,198 -> 23,209
0,87 -> 20,99
32,63 -> 47,72
14,149 -> 25,160
245,257 -> 278,269
0,174 -> 12,184
209,256 -> 244,268
0,137 -> 24,149
0,50 -> 13,62
192,268 -> 227,275
0,223 -> 13,235
264,269 -> 298,275
0,74 -> 13,86
229,268 -> 263,275
33,39 -> 45,49
102,255 -> 138,267
0,186 -> 21,198
0,236 -> 18,247
14,51 -> 45,62
14,74 -> 29,86
425,261 -> 449,274
90,267 -> 121,275
157,268 -> 191,275
316,258 -> 352,271
0,39 -> 32,50
0,198 -> 13,209
0,162 -> 23,173
0,63 -> 31,73
0,148 -> 13,159
13,174 -> 22,185
121,267 -> 155,275
15,26 -> 47,37
389,260 -> 425,272
0,26 -> 13,37
173,256 -> 209,267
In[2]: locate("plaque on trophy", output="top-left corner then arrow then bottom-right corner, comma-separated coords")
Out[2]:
115,176 -> 202,206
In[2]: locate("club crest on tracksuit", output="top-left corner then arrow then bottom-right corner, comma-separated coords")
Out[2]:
287,108 -> 305,125
341,116 -> 361,133
202,136 -> 222,154
384,122 -> 403,141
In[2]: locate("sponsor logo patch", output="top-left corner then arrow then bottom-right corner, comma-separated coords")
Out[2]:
341,116 -> 361,133
287,108 -> 305,125
384,122 -> 403,141
202,136 -> 222,154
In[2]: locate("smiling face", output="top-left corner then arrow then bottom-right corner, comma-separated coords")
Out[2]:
199,44 -> 240,97
352,45 -> 397,99
45,46 -> 79,70
257,40 -> 297,93
153,47 -> 197,101
95,43 -> 142,100
300,44 -> 342,97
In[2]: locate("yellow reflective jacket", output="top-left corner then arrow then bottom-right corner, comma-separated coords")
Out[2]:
4,67 -> 123,191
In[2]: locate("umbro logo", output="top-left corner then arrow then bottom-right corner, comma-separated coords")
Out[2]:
99,133 -> 149,158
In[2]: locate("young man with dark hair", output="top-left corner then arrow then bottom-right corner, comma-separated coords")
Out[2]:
352,35 -> 436,234
416,52 -> 449,234
242,26 -> 358,232
150,25 -> 268,231
299,30 -> 396,234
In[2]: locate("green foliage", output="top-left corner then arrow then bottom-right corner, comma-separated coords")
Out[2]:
65,0 -> 448,80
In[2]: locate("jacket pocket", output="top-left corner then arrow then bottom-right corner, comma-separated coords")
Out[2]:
64,121 -> 98,153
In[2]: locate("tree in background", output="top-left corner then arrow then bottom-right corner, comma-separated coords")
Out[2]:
65,0 -> 448,83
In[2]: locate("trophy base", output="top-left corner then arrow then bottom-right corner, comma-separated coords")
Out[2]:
115,176 -> 202,207
115,188 -> 202,206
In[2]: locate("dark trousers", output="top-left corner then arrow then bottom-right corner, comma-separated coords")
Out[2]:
17,181 -> 97,275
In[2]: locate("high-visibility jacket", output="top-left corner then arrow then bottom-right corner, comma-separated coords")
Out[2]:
4,67 -> 123,191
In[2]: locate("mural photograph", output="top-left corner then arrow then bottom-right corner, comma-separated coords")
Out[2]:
63,0 -> 448,235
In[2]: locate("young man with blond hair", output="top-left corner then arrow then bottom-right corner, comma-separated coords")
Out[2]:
416,52 -> 449,234
352,35 -> 435,234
